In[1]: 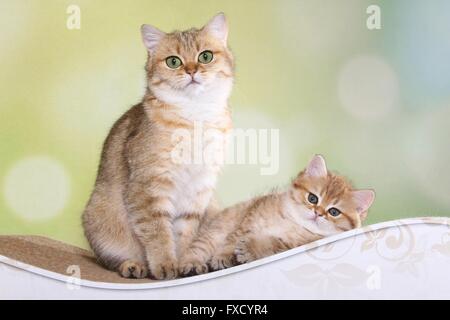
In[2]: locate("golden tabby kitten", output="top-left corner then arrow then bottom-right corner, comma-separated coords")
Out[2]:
82,13 -> 234,279
179,155 -> 375,275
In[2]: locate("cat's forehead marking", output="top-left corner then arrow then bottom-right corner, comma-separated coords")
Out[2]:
166,30 -> 205,59
175,30 -> 198,49
323,175 -> 351,200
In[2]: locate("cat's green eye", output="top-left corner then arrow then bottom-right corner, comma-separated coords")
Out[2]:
328,207 -> 341,217
307,193 -> 318,205
198,50 -> 213,64
166,56 -> 182,69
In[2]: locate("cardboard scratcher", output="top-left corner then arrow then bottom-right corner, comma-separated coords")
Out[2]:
1,217 -> 449,299
0,235 -> 152,284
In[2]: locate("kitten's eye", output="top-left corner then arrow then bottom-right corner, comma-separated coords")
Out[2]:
307,193 -> 318,204
328,207 -> 341,217
166,56 -> 182,69
198,50 -> 213,64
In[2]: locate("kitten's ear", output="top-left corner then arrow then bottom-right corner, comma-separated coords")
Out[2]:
203,13 -> 228,45
141,24 -> 165,54
304,155 -> 328,178
353,189 -> 375,219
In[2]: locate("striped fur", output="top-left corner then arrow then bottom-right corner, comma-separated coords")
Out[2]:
179,155 -> 375,275
82,14 -> 233,279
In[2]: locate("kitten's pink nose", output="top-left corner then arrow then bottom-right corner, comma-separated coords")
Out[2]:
314,208 -> 325,217
186,70 -> 197,76
185,64 -> 197,77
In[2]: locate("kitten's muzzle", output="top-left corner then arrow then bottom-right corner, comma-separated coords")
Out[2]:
185,63 -> 198,77
313,208 -> 326,218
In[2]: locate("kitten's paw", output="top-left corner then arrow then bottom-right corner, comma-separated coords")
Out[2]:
179,259 -> 208,277
150,258 -> 178,280
234,241 -> 255,265
209,254 -> 235,271
118,260 -> 148,279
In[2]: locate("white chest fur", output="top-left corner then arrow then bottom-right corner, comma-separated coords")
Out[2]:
151,78 -> 232,215
170,115 -> 229,215
170,162 -> 219,214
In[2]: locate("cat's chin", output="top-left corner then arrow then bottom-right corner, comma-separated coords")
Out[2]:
185,81 -> 202,89
183,82 -> 208,96
152,78 -> 232,107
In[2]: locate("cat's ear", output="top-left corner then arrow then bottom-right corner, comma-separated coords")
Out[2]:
141,24 -> 165,54
352,189 -> 375,219
203,13 -> 228,45
304,155 -> 328,178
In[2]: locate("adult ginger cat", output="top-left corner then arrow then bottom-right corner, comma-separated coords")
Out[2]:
82,13 -> 234,279
179,155 -> 375,276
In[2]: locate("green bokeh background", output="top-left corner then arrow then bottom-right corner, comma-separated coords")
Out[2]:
1,0 -> 449,248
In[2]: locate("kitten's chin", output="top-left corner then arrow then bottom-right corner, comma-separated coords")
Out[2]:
299,215 -> 337,236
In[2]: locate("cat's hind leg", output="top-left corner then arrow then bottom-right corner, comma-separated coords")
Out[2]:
82,189 -> 147,278
235,236 -> 290,264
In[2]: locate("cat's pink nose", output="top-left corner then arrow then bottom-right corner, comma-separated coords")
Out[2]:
185,64 -> 197,76
314,209 -> 324,217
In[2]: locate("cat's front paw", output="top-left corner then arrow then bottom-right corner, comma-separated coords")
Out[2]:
149,258 -> 178,280
179,259 -> 208,277
235,241 -> 255,265
118,260 -> 148,279
209,254 -> 235,271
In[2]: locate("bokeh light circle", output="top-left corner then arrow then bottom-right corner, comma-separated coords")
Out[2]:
3,156 -> 70,221
405,105 -> 450,207
338,56 -> 399,120
279,0 -> 366,58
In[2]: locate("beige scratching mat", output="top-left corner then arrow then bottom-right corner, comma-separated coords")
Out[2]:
0,235 -> 153,284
